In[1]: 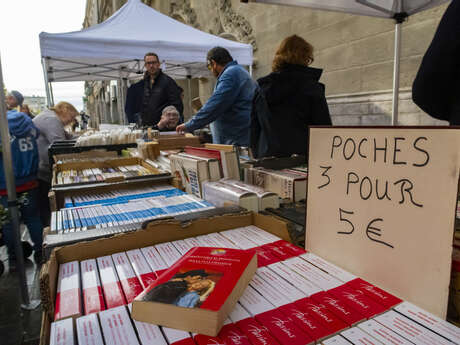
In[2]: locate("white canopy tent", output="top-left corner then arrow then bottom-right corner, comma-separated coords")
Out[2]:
39,0 -> 253,117
243,0 -> 449,124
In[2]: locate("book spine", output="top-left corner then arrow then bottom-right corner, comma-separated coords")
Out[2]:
261,242 -> 295,261
162,327 -> 194,345
267,262 -> 322,297
249,274 -> 291,308
301,253 -> 356,283
218,322 -> 253,345
171,239 -> 193,255
55,261 -> 82,321
154,242 -> 182,268
374,311 -> 451,345
140,246 -> 168,276
253,247 -> 280,267
393,301 -> 460,343
220,229 -> 258,250
80,259 -> 105,315
255,267 -> 306,302
283,257 -> 343,291
340,327 -> 382,344
127,304 -> 168,345
96,255 -> 126,309
327,285 -> 387,319
76,313 -> 104,345
272,240 -> 306,256
50,317 -> 75,345
99,306 -> 140,345
112,252 -> 144,303
126,249 -> 157,289
357,319 -> 413,345
321,335 -> 352,345
235,317 -> 282,345
206,233 -> 239,249
310,291 -> 366,327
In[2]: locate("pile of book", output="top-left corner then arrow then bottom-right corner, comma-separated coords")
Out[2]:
55,165 -> 157,186
63,185 -> 185,208
75,128 -> 144,146
50,193 -> 214,234
202,179 -> 279,212
146,150 -> 181,173
244,167 -> 308,202
49,225 -> 460,345
169,145 -> 239,198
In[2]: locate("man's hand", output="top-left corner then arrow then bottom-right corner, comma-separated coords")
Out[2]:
176,123 -> 186,134
157,117 -> 169,130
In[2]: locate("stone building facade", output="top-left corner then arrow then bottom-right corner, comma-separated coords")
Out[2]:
84,0 -> 449,126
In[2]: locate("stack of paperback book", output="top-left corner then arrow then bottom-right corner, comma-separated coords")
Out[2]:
49,224 -> 460,345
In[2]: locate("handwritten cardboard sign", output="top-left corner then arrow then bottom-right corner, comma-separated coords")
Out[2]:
306,127 -> 460,318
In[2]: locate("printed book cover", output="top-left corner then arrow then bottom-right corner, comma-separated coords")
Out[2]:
132,247 -> 257,336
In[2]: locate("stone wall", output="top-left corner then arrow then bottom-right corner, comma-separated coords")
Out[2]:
83,0 -> 449,125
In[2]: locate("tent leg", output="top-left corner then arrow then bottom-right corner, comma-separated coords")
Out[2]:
392,21 -> 402,126
49,82 -> 55,107
249,64 -> 253,77
0,55 -> 40,310
42,58 -> 52,108
187,76 -> 192,119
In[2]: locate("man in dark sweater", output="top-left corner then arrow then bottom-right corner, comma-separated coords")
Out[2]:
125,52 -> 184,127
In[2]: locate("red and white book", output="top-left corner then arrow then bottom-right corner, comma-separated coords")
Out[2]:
236,317 -> 282,345
112,252 -> 144,303
133,247 -> 257,336
357,319 -> 413,345
272,240 -> 306,256
321,335 -> 352,345
50,317 -> 75,345
162,327 -> 195,345
249,274 -> 291,308
81,259 -> 106,315
238,285 -> 274,316
154,242 -> 183,267
183,237 -> 202,250
255,309 -> 314,345
243,226 -> 281,243
311,291 -> 365,326
140,246 -> 168,276
253,247 -> 280,267
256,267 -> 306,302
278,302 -> 331,343
172,239 -> 195,255
196,234 -> 221,248
374,311 -> 452,345
207,233 -> 239,249
347,278 -> 402,308
268,262 -> 322,297
99,306 -> 140,345
96,255 -> 126,309
76,313 -> 104,345
261,242 -> 296,261
218,319 -> 252,345
228,301 -> 252,323
220,230 -> 258,250
231,227 -> 272,246
300,254 -> 356,283
294,297 -> 348,336
394,301 -> 460,344
127,304 -> 168,345
126,249 -> 157,289
327,285 -> 387,319
283,257 -> 343,291
55,261 -> 82,320
340,327 -> 382,345
193,333 -> 226,345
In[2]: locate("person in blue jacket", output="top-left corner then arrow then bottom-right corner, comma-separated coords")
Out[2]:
0,109 -> 43,269
176,47 -> 256,146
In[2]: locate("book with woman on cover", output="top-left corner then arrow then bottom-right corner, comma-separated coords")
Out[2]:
132,247 -> 257,336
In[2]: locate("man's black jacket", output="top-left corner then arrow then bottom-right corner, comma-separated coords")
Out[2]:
125,70 -> 184,126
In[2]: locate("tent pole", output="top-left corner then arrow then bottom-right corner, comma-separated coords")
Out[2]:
187,75 -> 192,119
42,58 -> 52,108
392,9 -> 406,126
49,82 -> 55,106
249,64 -> 253,77
0,54 -> 40,310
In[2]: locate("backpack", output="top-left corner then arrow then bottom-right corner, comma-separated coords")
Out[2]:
250,86 -> 281,158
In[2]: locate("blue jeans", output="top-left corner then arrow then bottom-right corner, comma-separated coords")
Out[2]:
1,188 -> 43,259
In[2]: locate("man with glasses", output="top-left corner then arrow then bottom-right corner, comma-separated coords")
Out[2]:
176,47 -> 255,146
125,52 -> 184,127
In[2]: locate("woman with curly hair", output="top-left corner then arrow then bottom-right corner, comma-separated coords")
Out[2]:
255,35 -> 331,158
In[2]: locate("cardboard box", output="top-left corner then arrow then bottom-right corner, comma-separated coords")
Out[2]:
39,211 -> 290,345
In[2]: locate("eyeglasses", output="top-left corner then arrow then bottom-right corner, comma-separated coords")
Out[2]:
145,60 -> 159,66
